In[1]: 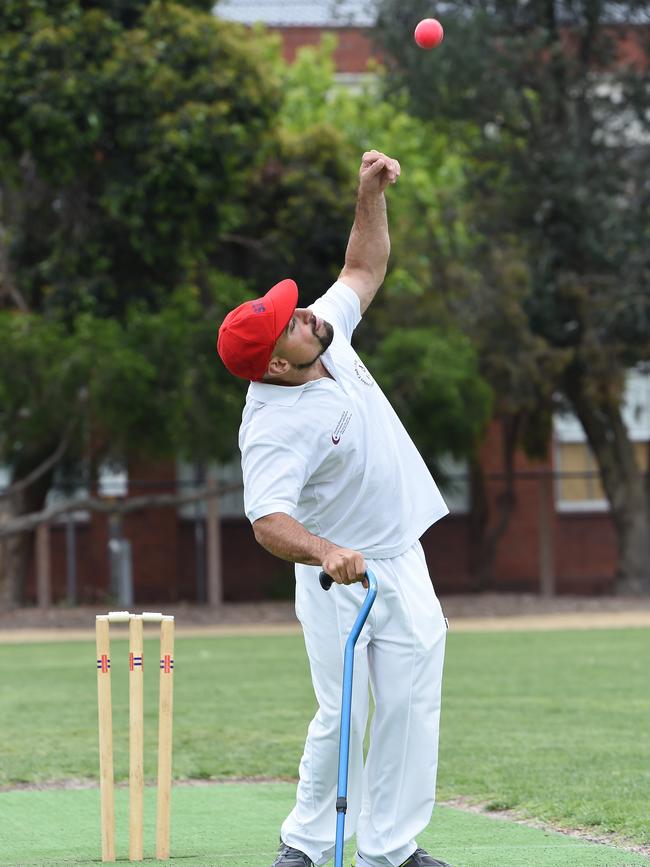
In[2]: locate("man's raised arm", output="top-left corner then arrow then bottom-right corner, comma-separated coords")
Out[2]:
339,150 -> 401,315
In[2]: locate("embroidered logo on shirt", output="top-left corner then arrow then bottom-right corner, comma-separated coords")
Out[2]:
354,359 -> 374,386
331,410 -> 352,445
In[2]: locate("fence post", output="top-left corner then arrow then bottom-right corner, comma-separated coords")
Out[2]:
538,472 -> 555,597
36,522 -> 52,608
66,513 -> 77,605
108,511 -> 133,606
205,468 -> 222,608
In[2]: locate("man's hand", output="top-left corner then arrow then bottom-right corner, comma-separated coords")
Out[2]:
321,546 -> 368,588
251,513 -> 369,587
358,150 -> 401,196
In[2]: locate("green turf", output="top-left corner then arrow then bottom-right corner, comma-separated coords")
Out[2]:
0,633 -> 316,785
0,627 -> 648,852
1,783 -> 648,866
439,628 -> 650,844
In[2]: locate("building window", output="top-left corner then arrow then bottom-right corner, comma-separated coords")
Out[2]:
554,367 -> 650,512
555,442 -> 608,511
44,461 -> 128,522
0,465 -> 11,493
437,455 -> 470,515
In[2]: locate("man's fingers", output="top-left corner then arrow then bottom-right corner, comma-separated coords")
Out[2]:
360,153 -> 401,185
322,548 -> 367,587
333,564 -> 354,585
362,157 -> 387,178
334,567 -> 347,585
345,559 -> 358,585
361,149 -> 381,165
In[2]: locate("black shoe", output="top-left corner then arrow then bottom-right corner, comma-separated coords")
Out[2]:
271,842 -> 314,866
399,849 -> 452,867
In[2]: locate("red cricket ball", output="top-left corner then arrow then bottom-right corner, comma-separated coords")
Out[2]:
414,18 -> 444,50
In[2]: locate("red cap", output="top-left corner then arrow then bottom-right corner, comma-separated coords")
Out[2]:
217,279 -> 299,381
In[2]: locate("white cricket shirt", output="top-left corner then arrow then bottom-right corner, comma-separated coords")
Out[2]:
239,280 -> 448,559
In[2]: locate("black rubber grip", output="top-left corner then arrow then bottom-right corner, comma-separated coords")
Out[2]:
319,571 -> 334,591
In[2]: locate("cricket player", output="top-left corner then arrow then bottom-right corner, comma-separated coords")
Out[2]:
217,151 -> 451,867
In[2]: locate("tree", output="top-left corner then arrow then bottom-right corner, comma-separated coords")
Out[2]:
216,122 -> 359,297
371,327 -> 492,475
0,0 -> 282,605
0,279 -> 249,605
375,0 -> 650,591
0,3 -> 365,605
0,0 -> 282,317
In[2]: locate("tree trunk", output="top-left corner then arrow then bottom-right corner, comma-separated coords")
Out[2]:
564,368 -> 650,593
0,504 -> 13,609
468,415 -> 520,590
0,463 -> 55,608
468,456 -> 490,589
0,492 -> 29,609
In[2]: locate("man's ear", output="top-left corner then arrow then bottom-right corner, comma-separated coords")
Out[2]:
267,355 -> 290,377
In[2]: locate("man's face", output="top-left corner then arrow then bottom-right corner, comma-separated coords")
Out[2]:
272,308 -> 334,371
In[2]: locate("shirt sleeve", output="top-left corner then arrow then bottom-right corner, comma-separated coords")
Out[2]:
309,280 -> 361,343
242,437 -> 313,524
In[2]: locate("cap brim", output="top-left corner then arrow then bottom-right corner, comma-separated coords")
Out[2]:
265,279 -> 298,342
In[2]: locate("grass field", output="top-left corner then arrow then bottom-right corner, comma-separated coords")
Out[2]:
3,784 -> 650,866
1,625 -> 649,864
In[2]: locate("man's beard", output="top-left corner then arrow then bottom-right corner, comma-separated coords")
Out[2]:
294,320 -> 334,370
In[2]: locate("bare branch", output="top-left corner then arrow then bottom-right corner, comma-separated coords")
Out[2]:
0,416 -> 78,502
220,232 -> 268,253
0,281 -> 30,313
0,481 -> 242,539
0,188 -> 30,313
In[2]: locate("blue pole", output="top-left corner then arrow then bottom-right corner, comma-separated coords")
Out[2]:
319,569 -> 378,867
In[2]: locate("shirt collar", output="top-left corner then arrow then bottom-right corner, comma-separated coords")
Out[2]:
247,347 -> 338,407
247,381 -> 309,407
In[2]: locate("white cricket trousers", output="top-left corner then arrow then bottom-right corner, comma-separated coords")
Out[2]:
281,540 -> 447,867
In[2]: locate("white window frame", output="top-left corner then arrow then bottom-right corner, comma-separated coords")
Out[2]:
553,438 -> 609,513
0,465 -> 11,493
45,461 -> 128,524
437,454 -> 470,515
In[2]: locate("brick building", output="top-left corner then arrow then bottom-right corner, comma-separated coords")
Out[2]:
217,0 -> 377,66
17,1 -> 650,605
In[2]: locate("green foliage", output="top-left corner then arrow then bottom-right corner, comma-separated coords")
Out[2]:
222,122 -> 357,300
0,0 -> 216,36
0,276 -> 249,477
373,0 -> 650,482
278,37 -> 472,309
0,2 -> 358,496
0,2 -> 281,316
0,314 -> 86,477
0,11 -> 492,504
373,0 -> 650,584
375,0 -> 650,372
372,327 -> 492,471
